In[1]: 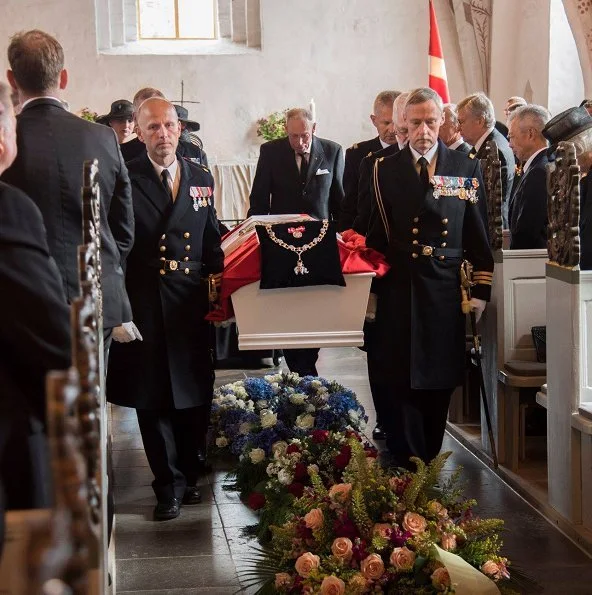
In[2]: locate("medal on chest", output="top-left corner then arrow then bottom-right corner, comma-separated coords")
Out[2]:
189,186 -> 213,211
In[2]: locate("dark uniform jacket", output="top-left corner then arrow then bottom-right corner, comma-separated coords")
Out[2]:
354,143 -> 400,235
508,150 -> 549,249
107,155 -> 223,410
0,182 -> 71,509
452,141 -> 471,154
366,141 -> 493,390
248,136 -> 344,221
120,137 -> 145,163
474,127 -> 515,228
580,170 -> 592,270
1,98 -> 134,329
177,139 -> 208,167
338,136 -> 383,231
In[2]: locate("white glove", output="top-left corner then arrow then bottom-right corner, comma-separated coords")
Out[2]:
112,321 -> 143,343
469,298 -> 486,323
365,293 -> 378,322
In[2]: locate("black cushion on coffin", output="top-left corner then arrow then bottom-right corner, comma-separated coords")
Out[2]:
256,220 -> 345,289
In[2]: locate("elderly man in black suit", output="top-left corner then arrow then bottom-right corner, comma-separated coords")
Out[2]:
107,98 -> 223,521
457,92 -> 515,228
507,105 -> 551,249
439,103 -> 471,153
248,107 -> 345,377
2,29 -> 135,351
367,87 -> 493,466
338,90 -> 400,231
0,81 -> 70,543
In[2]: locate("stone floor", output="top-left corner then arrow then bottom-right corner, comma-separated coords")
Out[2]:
112,347 -> 592,594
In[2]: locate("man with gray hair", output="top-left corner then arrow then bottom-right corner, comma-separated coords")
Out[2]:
439,103 -> 470,153
366,87 -> 493,466
507,104 -> 551,249
248,107 -> 344,377
457,92 -> 515,227
338,90 -> 400,231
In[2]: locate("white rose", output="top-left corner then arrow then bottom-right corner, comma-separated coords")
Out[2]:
235,387 -> 248,399
264,374 -> 281,383
261,412 -> 278,428
266,463 -> 279,476
290,393 -> 308,405
271,382 -> 281,394
271,441 -> 288,457
348,410 -> 359,423
256,400 -> 268,409
277,469 -> 294,485
249,448 -> 266,464
225,394 -> 237,404
246,401 -> 255,410
296,413 -> 315,429
235,400 -> 245,409
306,404 -> 316,413
310,380 -> 322,389
317,386 -> 328,394
215,436 -> 228,448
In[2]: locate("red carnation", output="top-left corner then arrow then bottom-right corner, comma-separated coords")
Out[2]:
288,482 -> 305,498
311,429 -> 330,443
286,444 -> 301,454
334,453 -> 350,469
364,447 -> 379,458
247,492 -> 266,510
294,462 -> 308,481
345,430 -> 363,442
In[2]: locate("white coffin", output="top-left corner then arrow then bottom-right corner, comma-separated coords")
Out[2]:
231,272 -> 375,350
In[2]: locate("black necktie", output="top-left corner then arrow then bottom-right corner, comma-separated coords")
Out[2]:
418,156 -> 429,192
298,153 -> 308,184
469,146 -> 477,158
161,169 -> 173,200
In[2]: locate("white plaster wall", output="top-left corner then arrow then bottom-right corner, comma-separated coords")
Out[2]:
1,0 -> 463,162
549,0 -> 584,114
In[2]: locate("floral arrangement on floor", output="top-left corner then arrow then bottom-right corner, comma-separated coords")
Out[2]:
210,373 -> 368,460
239,445 -> 528,595
228,429 -> 378,542
257,109 -> 288,141
77,107 -> 98,122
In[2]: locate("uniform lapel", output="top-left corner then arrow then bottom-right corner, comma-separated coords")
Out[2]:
134,155 -> 171,216
305,137 -> 324,187
394,146 -> 425,220
165,158 -> 195,231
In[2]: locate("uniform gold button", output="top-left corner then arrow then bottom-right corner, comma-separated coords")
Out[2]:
411,253 -> 418,259
438,255 -> 445,261
412,228 -> 419,235
441,230 -> 448,236
160,245 -> 166,252
441,242 -> 447,248
413,217 -> 419,223
183,256 -> 189,261
185,245 -> 191,251
159,269 -> 165,275
161,234 -> 166,240
184,268 -> 190,275
184,232 -> 190,239
442,218 -> 448,225
412,240 -> 419,245
160,256 -> 166,261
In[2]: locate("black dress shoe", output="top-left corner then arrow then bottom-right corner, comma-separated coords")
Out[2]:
372,424 -> 387,440
182,486 -> 202,505
153,498 -> 181,521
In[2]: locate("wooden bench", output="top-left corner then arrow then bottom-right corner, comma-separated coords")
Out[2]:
498,360 -> 547,471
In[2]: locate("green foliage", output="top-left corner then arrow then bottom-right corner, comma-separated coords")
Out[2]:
78,107 -> 98,122
256,110 -> 287,141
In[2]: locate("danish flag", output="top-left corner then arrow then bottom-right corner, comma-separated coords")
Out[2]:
428,0 -> 450,103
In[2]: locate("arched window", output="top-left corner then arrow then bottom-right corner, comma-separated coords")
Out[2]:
138,0 -> 216,40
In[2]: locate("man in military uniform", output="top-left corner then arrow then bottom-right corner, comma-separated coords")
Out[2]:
367,87 -> 493,466
439,103 -> 471,153
338,90 -> 400,232
107,98 -> 223,521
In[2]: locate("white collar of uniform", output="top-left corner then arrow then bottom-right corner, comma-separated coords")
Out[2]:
398,139 -> 408,151
148,153 -> 179,182
523,146 -> 547,174
448,137 -> 465,150
379,138 -> 391,150
409,141 -> 438,165
20,95 -> 63,109
474,127 -> 495,152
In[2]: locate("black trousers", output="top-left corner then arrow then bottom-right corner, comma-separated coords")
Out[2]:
384,386 -> 454,467
283,348 -> 320,377
363,321 -> 388,425
136,405 -> 209,502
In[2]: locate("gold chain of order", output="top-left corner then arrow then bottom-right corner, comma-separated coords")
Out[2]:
264,220 -> 330,275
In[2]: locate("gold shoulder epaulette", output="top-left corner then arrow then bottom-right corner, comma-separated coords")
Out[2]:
378,157 -> 385,163
366,151 -> 373,157
200,164 -> 210,173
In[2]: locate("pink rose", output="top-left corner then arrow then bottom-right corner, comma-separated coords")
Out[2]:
481,560 -> 510,580
427,500 -> 448,519
274,572 -> 292,589
320,575 -> 346,595
360,553 -> 385,580
440,533 -> 457,551
331,537 -> 353,562
402,512 -> 427,536
328,483 -> 352,504
304,508 -> 324,530
389,546 -> 415,570
372,523 -> 392,539
295,552 -> 320,577
431,566 -> 451,591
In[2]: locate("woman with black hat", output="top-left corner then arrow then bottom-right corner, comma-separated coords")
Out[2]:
98,99 -> 135,145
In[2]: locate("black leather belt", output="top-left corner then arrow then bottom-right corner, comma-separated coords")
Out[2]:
151,259 -> 202,273
393,241 -> 463,259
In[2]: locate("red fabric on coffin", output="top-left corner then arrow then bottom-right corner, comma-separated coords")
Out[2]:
206,228 -> 390,322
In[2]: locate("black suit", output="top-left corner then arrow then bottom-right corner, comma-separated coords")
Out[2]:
508,150 -> 549,249
474,128 -> 516,229
107,155 -> 223,501
2,98 -> 134,329
248,135 -> 344,376
367,141 -> 493,464
338,136 -> 383,231
0,182 -> 71,514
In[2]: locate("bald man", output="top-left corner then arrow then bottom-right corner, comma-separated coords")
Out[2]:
107,98 -> 223,521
